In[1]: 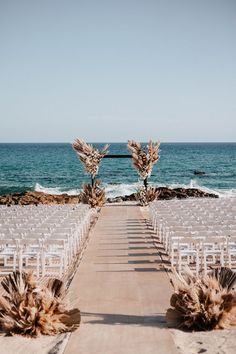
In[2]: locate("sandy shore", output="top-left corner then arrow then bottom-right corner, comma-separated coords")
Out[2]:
0,332 -> 70,354
170,328 -> 236,354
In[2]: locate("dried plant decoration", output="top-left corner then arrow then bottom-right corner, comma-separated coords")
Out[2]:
79,180 -> 106,208
136,186 -> 160,206
127,140 -> 160,190
166,267 -> 236,331
73,139 -> 109,186
0,271 -> 81,337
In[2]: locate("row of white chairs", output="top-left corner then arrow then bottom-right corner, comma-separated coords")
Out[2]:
149,198 -> 236,274
0,204 -> 96,278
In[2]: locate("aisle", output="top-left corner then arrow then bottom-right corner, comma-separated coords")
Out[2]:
65,203 -> 177,354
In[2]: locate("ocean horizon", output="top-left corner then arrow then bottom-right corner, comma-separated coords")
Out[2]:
0,142 -> 236,198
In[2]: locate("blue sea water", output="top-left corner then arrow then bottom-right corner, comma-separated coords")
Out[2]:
0,143 -> 235,198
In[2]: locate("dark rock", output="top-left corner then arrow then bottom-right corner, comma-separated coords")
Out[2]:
156,187 -> 218,200
194,170 -> 206,175
107,197 -> 123,203
0,191 -> 81,206
107,193 -> 136,203
107,186 -> 218,203
123,193 -> 136,201
0,186 -> 219,206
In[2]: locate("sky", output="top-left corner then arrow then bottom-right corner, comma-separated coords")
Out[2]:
0,0 -> 235,143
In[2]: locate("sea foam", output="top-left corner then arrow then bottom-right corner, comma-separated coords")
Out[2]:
35,183 -> 81,196
34,181 -> 236,199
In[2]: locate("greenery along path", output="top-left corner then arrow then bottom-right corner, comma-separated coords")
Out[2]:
65,203 -> 177,354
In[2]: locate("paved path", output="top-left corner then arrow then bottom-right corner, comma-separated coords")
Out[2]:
65,204 -> 177,354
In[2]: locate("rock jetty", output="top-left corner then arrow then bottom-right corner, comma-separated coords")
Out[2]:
0,187 -> 218,206
0,191 -> 80,206
107,187 -> 218,203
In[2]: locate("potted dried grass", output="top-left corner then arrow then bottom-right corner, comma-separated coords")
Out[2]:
0,271 -> 81,337
73,139 -> 109,207
127,140 -> 160,205
135,186 -> 160,206
166,267 -> 236,331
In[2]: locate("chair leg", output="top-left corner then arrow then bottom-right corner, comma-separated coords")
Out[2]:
41,253 -> 45,277
228,252 -> 232,268
18,250 -> 23,273
59,257 -> 63,278
178,252 -> 182,273
36,254 -> 40,278
13,253 -> 16,271
170,248 -> 174,267
203,252 -> 207,275
220,250 -> 224,266
196,253 -> 199,276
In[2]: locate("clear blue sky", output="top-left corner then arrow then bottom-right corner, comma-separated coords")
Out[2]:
0,0 -> 235,142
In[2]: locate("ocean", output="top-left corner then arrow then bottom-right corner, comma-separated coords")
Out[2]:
0,143 -> 235,198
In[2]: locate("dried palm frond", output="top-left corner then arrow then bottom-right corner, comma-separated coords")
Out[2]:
136,186 -> 160,206
127,140 -> 160,181
0,271 -> 81,337
79,180 -> 106,208
73,139 -> 109,178
166,267 -> 236,331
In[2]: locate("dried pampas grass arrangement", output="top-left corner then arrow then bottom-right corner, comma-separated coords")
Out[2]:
0,271 -> 81,337
127,140 -> 160,189
79,180 -> 106,208
73,139 -> 109,182
166,267 -> 236,331
136,186 -> 160,206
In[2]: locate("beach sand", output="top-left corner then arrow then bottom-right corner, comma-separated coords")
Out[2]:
170,328 -> 236,354
0,332 -> 70,354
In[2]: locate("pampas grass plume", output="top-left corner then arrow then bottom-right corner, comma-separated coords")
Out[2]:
166,267 -> 236,331
0,271 -> 81,337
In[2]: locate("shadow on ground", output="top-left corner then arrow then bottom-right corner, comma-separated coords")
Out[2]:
81,312 -> 167,328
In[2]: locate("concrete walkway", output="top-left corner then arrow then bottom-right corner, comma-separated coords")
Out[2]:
65,204 -> 177,354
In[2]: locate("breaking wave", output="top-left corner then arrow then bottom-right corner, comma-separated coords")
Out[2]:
34,181 -> 236,198
34,183 -> 81,196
